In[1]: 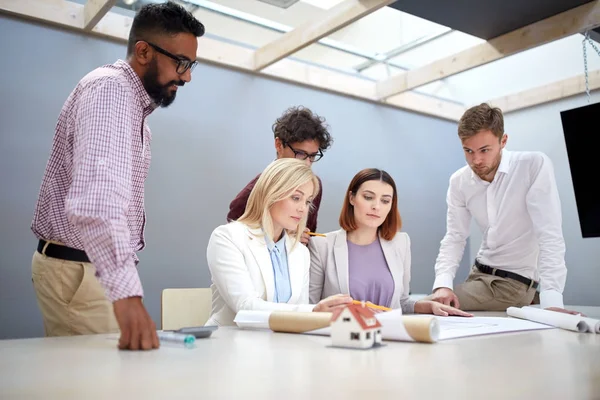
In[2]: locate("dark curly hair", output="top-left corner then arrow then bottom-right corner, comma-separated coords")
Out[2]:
272,106 -> 333,152
127,1 -> 205,56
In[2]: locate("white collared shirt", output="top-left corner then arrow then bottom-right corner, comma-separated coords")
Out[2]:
433,150 -> 567,309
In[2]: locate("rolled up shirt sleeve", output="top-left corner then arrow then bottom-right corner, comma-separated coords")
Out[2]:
433,176 -> 472,292
526,154 -> 567,309
65,78 -> 142,302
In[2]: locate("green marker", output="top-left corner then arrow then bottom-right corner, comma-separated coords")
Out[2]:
157,331 -> 196,348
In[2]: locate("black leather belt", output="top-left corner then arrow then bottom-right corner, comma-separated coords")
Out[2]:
475,259 -> 538,290
37,240 -> 90,263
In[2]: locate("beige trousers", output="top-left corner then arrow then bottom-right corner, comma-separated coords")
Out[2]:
31,251 -> 119,336
454,266 -> 537,311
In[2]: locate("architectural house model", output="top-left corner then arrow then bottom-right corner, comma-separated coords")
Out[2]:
330,302 -> 382,349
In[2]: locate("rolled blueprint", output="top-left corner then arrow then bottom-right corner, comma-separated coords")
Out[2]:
269,311 -> 332,333
507,306 -> 599,333
375,311 -> 439,343
390,315 -> 439,343
581,317 -> 600,333
234,310 -> 272,330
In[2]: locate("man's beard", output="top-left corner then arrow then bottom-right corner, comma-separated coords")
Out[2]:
472,152 -> 501,180
142,59 -> 184,108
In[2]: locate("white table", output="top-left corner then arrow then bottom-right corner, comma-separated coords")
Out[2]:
1,309 -> 599,400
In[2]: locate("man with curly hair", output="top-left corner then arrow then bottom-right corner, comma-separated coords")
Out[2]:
227,106 -> 333,245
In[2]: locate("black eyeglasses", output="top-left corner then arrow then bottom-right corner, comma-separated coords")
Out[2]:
145,42 -> 198,75
284,141 -> 323,162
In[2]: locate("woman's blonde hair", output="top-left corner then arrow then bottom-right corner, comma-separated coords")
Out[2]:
238,158 -> 320,247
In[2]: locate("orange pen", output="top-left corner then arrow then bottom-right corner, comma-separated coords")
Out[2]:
308,232 -> 326,237
352,300 -> 391,312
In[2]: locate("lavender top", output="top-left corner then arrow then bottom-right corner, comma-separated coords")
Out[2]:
347,237 -> 395,308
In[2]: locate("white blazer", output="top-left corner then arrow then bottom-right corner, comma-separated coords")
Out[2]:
308,229 -> 416,313
205,221 -> 314,326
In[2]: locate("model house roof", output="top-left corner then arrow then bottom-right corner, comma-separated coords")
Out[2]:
332,303 -> 382,330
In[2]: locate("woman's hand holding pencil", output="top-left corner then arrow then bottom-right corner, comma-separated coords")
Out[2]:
352,300 -> 391,313
307,231 -> 326,237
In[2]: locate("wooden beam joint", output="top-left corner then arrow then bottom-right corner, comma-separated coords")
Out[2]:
83,0 -> 117,31
253,0 -> 394,71
376,0 -> 600,100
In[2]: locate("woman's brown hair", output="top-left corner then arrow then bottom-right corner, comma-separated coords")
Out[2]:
339,168 -> 401,240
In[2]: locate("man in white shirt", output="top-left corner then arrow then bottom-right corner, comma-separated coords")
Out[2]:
430,103 -> 579,314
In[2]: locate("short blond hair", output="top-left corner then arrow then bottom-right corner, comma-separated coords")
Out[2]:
458,103 -> 504,141
238,158 -> 320,247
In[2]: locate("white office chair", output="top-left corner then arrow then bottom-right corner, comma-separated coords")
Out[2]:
161,288 -> 212,330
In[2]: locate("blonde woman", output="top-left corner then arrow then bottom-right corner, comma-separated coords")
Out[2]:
206,158 -> 352,326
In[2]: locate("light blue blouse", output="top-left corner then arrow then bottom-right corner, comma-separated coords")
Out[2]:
265,234 -> 292,303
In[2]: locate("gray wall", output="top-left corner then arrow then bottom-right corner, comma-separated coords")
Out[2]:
468,93 -> 600,306
0,15 -> 468,339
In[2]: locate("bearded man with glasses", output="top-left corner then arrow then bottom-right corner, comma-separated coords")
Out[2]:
227,106 -> 334,245
30,1 -> 204,350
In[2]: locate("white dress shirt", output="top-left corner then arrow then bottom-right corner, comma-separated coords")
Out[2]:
433,150 -> 567,309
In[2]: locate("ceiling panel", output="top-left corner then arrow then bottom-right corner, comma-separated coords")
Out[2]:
388,0 -> 594,39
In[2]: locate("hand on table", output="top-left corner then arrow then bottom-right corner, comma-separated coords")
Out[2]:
415,300 -> 473,317
430,287 -> 460,308
113,296 -> 159,351
429,301 -> 473,317
314,294 -> 353,312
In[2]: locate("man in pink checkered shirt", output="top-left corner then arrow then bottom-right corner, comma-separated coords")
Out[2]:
30,2 -> 204,351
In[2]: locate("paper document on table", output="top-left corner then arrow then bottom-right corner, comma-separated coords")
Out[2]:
235,310 -> 556,341
432,316 -> 553,340
507,306 -> 600,333
234,309 -> 438,343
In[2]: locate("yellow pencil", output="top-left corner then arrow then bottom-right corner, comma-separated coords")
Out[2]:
352,300 -> 391,312
308,232 -> 326,237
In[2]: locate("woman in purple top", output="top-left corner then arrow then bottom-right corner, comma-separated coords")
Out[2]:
308,169 -> 471,317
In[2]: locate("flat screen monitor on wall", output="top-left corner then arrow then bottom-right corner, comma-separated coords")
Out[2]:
560,101 -> 600,238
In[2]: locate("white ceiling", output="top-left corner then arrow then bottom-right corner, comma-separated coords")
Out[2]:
112,0 -> 600,105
